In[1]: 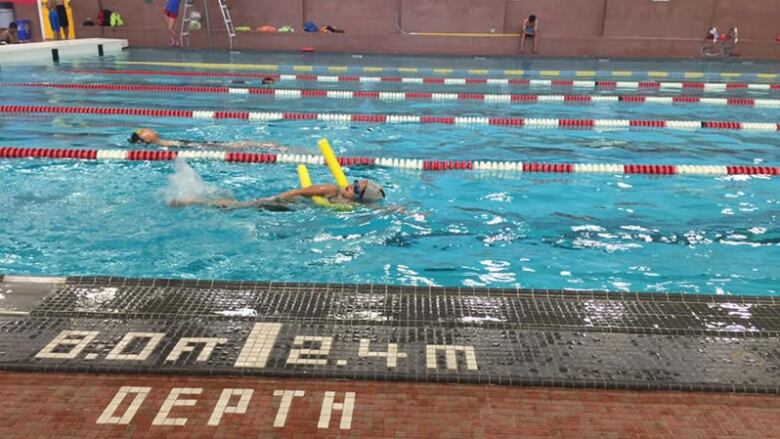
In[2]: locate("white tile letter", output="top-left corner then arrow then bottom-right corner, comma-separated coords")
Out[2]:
208,388 -> 254,426
272,390 -> 305,427
105,332 -> 166,361
152,387 -> 202,426
318,392 -> 355,430
234,322 -> 282,368
358,339 -> 408,368
287,336 -> 332,365
166,337 -> 228,362
96,386 -> 151,424
36,330 -> 99,359
426,345 -> 478,370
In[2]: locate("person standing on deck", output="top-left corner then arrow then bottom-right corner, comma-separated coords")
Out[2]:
47,0 -> 69,40
164,0 -> 182,46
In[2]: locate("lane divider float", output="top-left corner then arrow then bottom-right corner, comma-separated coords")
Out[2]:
71,69 -> 780,93
9,82 -> 780,108
2,105 -> 779,131
1,146 -> 777,177
113,61 -> 780,81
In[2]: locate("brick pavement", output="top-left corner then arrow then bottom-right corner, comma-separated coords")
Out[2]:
0,371 -> 778,438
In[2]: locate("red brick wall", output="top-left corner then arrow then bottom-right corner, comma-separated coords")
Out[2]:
14,0 -> 780,59
1,372 -> 779,438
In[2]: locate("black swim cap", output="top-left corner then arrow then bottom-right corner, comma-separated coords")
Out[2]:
128,131 -> 141,143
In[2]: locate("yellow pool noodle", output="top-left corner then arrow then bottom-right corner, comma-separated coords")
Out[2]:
297,164 -> 330,207
297,164 -> 352,210
318,139 -> 349,189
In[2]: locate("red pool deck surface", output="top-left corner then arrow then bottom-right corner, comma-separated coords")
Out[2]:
0,372 -> 777,438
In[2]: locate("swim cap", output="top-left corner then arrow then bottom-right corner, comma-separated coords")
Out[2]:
361,182 -> 386,202
128,129 -> 142,143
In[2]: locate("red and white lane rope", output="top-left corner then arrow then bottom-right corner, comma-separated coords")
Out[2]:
0,147 -> 777,177
8,82 -> 780,108
1,105 -> 779,131
70,69 -> 780,92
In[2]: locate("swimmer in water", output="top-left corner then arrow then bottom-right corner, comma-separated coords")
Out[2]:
128,128 -> 297,151
169,179 -> 386,209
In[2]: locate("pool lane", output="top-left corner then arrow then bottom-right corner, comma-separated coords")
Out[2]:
66,69 -> 780,93
2,104 -> 780,133
6,82 -> 780,109
113,60 -> 780,82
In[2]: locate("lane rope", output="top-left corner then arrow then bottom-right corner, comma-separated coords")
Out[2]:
2,105 -> 778,131
1,146 -> 777,177
114,61 -> 780,81
8,82 -> 780,108
71,69 -> 780,93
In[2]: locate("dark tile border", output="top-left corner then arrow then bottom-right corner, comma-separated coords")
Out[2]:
62,275 -> 777,305
1,273 -> 777,395
0,363 -> 777,395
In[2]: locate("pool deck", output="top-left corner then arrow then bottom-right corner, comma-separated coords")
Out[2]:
0,275 -> 778,437
0,38 -> 127,66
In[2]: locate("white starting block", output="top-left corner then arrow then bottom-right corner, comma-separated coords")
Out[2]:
0,38 -> 127,66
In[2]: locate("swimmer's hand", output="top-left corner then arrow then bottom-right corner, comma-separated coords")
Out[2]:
387,205 -> 407,214
369,204 -> 426,218
168,198 -> 239,208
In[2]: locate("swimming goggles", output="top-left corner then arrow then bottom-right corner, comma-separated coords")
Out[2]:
353,180 -> 366,201
128,130 -> 145,144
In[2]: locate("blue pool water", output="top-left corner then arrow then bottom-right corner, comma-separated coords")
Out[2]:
0,49 -> 778,294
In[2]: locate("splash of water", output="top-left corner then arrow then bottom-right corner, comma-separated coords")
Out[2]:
158,159 -> 232,203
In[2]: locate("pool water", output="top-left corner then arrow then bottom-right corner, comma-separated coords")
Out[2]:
0,49 -> 778,295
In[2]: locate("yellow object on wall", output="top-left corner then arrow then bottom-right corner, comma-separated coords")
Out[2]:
41,0 -> 76,40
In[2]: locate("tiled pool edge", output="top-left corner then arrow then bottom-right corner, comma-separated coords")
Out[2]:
62,275 -> 779,305
1,274 -> 778,395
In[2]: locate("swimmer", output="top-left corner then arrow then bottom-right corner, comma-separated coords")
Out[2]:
128,128 -> 297,151
261,77 -> 275,86
169,179 -> 386,209
0,23 -> 19,45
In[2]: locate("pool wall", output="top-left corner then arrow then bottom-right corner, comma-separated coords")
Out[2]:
14,0 -> 780,59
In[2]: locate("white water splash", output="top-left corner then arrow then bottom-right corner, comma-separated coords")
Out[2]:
572,224 -> 605,232
159,159 -> 232,203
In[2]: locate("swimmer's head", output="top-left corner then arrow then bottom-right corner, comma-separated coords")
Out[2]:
262,77 -> 275,85
344,179 -> 386,203
128,128 -> 161,145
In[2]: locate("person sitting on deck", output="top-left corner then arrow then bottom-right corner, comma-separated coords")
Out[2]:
128,128 -> 296,151
720,27 -> 739,57
700,26 -> 719,56
520,14 -> 538,54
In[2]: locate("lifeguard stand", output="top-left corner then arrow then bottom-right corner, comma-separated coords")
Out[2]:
179,0 -> 236,49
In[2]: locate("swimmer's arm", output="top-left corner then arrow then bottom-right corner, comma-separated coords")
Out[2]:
270,184 -> 341,200
223,141 -> 283,150
158,139 -> 187,148
365,203 -> 409,214
224,141 -> 310,154
168,198 -> 239,208
227,184 -> 340,208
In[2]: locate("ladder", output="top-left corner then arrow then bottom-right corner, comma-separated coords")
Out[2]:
180,0 -> 236,49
